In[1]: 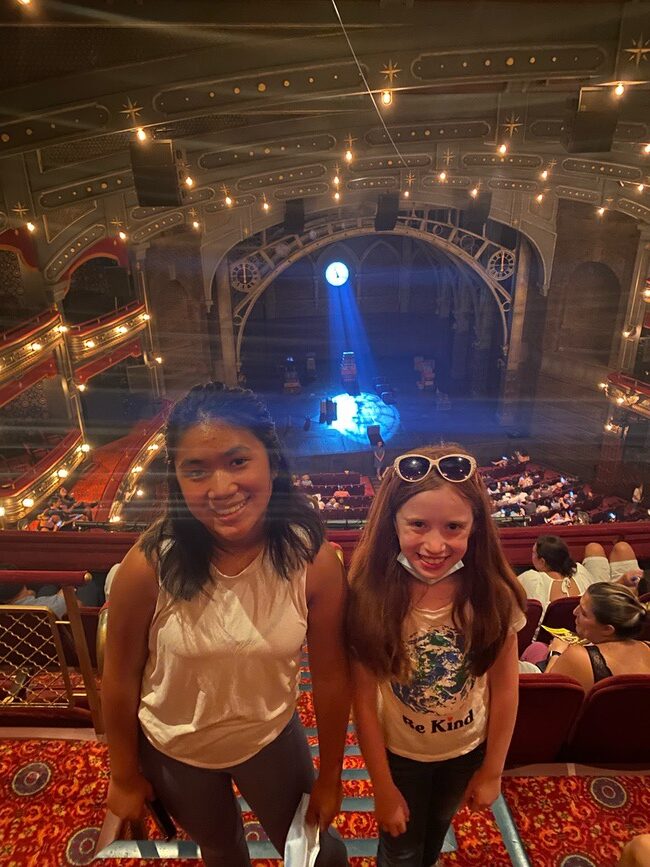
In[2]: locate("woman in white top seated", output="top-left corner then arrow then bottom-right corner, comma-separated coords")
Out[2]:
518,535 -> 642,616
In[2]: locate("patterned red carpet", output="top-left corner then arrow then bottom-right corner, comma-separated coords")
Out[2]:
1,689 -> 649,865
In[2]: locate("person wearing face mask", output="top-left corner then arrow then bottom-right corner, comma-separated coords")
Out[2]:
542,583 -> 650,692
346,445 -> 526,867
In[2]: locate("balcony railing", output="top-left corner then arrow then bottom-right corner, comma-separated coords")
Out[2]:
606,372 -> 650,420
68,302 -> 147,366
0,308 -> 63,388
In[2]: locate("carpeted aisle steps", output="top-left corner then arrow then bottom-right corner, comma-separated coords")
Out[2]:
1,662 -> 650,865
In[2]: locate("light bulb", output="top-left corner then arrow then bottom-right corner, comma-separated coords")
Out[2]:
262,200 -> 270,211
225,195 -> 233,206
334,191 -> 340,201
438,171 -> 447,182
18,0 -> 32,6
77,383 -> 86,392
645,144 -> 650,154
380,90 -> 393,106
109,515 -> 121,523
185,176 -> 194,188
597,206 -> 606,216
498,143 -> 508,155
540,170 -> 548,180
115,325 -> 128,334
155,356 -> 163,364
470,187 -> 478,198
57,468 -> 69,479
536,193 -> 544,203
118,231 -> 127,241
22,497 -> 34,508
26,221 -> 36,232
598,382 -> 607,389
643,288 -> 650,300
132,465 -> 143,474
614,83 -> 625,97
344,149 -> 353,163
637,183 -> 645,193
57,324 -> 69,333
333,175 -> 340,186
30,341 -> 42,351
142,313 -> 150,321
136,489 -> 144,497
605,422 -> 613,431
80,443 -> 91,453
616,396 -> 625,404
147,443 -> 160,450
192,220 -> 200,229
403,189 -> 410,198
136,127 -> 147,142
0,506 -> 5,517
84,339 -> 96,349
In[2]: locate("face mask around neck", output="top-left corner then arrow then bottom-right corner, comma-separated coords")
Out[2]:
397,552 -> 465,586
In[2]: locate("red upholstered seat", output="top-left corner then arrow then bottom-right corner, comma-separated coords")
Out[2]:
564,674 -> 650,765
506,674 -> 584,768
517,599 -> 543,656
537,595 -> 580,644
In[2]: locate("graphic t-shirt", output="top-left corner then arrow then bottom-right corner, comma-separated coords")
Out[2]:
379,602 -> 525,762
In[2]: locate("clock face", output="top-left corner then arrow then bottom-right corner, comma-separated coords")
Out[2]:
487,249 -> 516,281
230,261 -> 259,291
325,261 -> 349,286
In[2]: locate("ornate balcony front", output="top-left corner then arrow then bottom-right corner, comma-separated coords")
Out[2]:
68,302 -> 148,368
604,372 -> 650,421
0,308 -> 63,392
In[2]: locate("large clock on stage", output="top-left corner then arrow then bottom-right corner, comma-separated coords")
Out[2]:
325,261 -> 349,286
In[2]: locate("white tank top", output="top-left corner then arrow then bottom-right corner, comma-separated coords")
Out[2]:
138,546 -> 308,768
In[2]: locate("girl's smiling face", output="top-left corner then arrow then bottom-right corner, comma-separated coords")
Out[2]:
174,420 -> 274,549
395,485 -> 474,581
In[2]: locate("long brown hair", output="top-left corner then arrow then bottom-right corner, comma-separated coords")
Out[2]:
345,443 -> 525,680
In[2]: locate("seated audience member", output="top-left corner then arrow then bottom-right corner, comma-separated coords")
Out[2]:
326,497 -> 340,510
545,508 -> 573,525
542,583 -> 650,692
299,473 -> 313,488
518,536 -> 641,617
618,835 -> 650,867
518,472 -> 534,489
491,455 -> 508,468
0,580 -> 66,617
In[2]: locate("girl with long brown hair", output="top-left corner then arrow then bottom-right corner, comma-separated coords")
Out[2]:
346,444 -> 526,866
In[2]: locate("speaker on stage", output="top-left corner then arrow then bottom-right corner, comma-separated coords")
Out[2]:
561,88 -> 620,153
129,140 -> 187,207
283,198 -> 305,235
374,193 -> 399,231
367,425 -> 381,446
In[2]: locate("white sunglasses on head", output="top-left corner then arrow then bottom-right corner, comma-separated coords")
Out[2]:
392,453 -> 477,484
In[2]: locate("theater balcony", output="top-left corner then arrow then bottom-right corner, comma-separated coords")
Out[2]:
603,372 -> 650,421
0,308 -> 63,403
67,301 -> 149,373
0,429 -> 88,525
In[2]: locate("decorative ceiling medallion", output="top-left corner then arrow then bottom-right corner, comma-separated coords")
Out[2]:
346,177 -> 398,190
381,60 -> 402,84
488,179 -> 538,192
0,104 -> 110,152
351,155 -> 430,172
624,34 -> 650,68
40,171 -> 133,209
528,119 -> 564,138
463,153 -> 542,168
274,183 -> 329,200
561,159 -> 641,180
120,98 -> 144,124
413,45 -> 605,81
43,201 -> 98,244
422,174 -> 472,189
11,202 -> 29,219
200,134 -> 336,170
366,122 -> 488,146
555,186 -> 599,202
237,164 -> 325,191
154,62 -> 362,115
131,212 -> 184,243
205,195 -> 255,212
618,198 -> 650,221
502,113 -> 523,137
44,224 -> 106,282
442,148 -> 456,166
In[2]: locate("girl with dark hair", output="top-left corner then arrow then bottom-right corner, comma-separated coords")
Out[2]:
346,444 -> 526,866
103,382 -> 350,867
543,583 -> 650,691
519,535 -> 642,617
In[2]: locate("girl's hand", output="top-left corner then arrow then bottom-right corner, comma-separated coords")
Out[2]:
107,772 -> 154,822
305,774 -> 343,830
547,637 -> 570,654
462,767 -> 501,811
374,781 -> 410,837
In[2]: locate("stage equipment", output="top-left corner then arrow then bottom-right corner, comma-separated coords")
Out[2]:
283,198 -> 305,235
129,140 -> 187,207
561,88 -> 620,153
325,261 -> 349,286
366,425 -> 381,446
374,193 -> 399,232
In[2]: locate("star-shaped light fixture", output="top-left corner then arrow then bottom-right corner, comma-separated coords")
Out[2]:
381,59 -> 402,85
625,34 -> 650,68
502,113 -> 522,137
12,202 -> 29,219
121,98 -> 143,124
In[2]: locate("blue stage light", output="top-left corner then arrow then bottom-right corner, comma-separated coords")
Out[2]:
330,391 -> 399,443
325,261 -> 349,286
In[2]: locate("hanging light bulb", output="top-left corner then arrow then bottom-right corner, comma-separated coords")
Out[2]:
380,90 -> 393,106
136,127 -> 147,142
614,82 -> 625,97
498,143 -> 508,155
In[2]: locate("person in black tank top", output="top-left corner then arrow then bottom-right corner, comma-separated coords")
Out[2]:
544,582 -> 650,692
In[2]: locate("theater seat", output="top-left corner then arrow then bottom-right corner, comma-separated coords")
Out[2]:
518,599 -> 543,656
506,674 -> 584,768
537,596 -> 579,644
564,674 -> 650,765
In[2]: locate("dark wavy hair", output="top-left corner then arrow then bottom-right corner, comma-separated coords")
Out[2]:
345,442 -> 526,680
534,535 -> 577,578
140,382 -> 324,600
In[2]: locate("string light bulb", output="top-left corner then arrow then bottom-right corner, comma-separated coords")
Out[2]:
380,90 -> 393,106
333,166 -> 340,186
614,82 -> 625,97
80,443 -> 91,453
498,143 -> 508,155
136,489 -> 144,497
142,313 -> 151,321
30,341 -> 42,351
136,127 -> 147,142
83,339 -> 95,349
155,356 -> 163,364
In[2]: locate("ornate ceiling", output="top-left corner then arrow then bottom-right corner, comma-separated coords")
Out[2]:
0,0 -> 649,287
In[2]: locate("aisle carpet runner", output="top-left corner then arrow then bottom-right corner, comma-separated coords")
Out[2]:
1,687 -> 650,865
